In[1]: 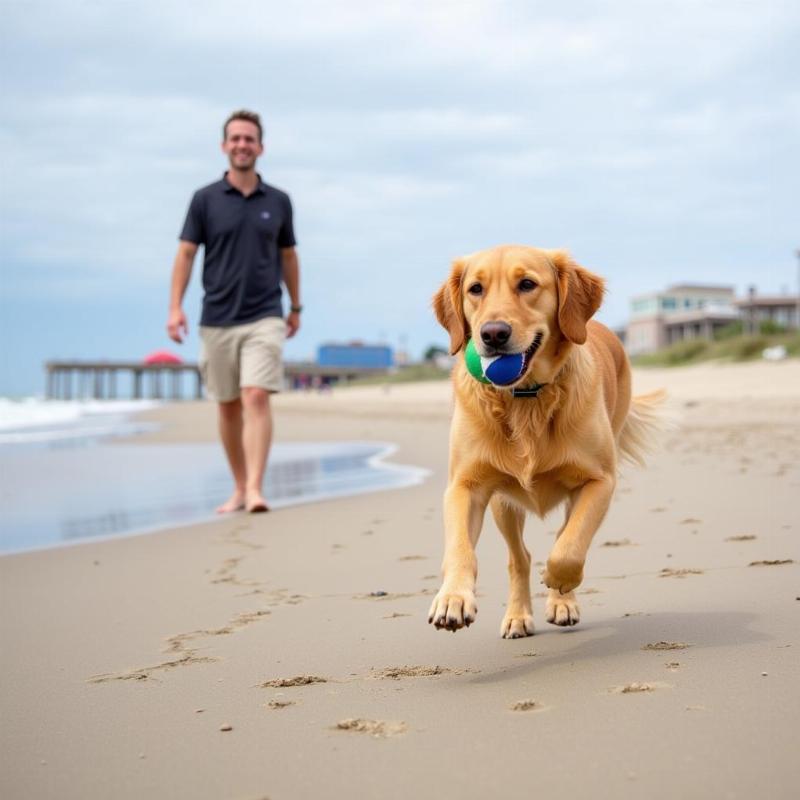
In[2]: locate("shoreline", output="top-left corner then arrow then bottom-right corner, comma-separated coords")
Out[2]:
0,437 -> 430,558
1,360 -> 799,799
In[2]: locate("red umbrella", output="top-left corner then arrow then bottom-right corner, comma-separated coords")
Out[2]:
144,350 -> 183,365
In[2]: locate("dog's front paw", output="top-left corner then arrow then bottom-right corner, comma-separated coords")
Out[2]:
545,589 -> 580,626
500,611 -> 534,639
541,556 -> 584,595
428,586 -> 477,632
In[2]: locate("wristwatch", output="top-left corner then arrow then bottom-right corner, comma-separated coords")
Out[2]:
290,305 -> 303,313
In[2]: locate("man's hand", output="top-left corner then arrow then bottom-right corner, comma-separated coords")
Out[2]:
167,307 -> 189,343
286,311 -> 301,338
167,242 -> 196,343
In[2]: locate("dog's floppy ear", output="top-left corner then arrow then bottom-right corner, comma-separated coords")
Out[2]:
432,258 -> 469,354
551,250 -> 605,345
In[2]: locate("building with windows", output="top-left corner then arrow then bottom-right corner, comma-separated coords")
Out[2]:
317,342 -> 393,369
625,284 -> 799,355
626,285 -> 738,355
734,295 -> 800,332
283,342 -> 394,390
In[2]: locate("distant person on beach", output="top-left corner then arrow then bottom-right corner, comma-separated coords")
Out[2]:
166,109 -> 302,514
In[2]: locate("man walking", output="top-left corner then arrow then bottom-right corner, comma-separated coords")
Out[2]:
167,109 -> 302,513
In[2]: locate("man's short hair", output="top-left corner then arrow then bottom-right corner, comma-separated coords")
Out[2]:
223,110 -> 263,143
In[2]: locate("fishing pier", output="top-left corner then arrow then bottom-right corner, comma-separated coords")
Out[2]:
45,361 -> 204,401
44,360 -> 391,400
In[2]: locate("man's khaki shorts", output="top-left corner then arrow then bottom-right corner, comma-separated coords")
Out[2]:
199,316 -> 286,402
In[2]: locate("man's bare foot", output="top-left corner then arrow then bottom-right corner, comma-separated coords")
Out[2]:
245,489 -> 270,513
216,491 -> 246,514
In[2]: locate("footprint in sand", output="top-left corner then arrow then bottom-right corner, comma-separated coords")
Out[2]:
267,699 -> 296,710
642,641 -> 691,651
600,538 -> 635,547
164,609 -> 272,655
749,559 -> 794,567
211,556 -> 263,588
372,665 -> 454,680
221,527 -> 263,551
372,665 -> 479,680
88,652 -> 217,684
90,606 -> 276,683
726,534 -> 757,542
335,719 -> 407,737
659,568 -> 704,578
259,675 -> 328,688
612,682 -> 670,694
354,589 -> 434,601
510,699 -> 544,712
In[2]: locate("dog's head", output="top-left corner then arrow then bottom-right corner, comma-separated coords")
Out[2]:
432,245 -> 605,382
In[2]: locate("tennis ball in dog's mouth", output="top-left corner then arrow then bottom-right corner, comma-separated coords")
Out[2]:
464,338 -> 491,384
464,338 -> 526,387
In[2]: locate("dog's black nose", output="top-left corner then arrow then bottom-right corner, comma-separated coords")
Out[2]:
480,321 -> 512,349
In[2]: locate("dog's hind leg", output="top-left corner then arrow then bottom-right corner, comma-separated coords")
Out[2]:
491,496 -> 535,638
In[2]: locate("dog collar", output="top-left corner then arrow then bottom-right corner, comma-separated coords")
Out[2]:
511,383 -> 547,398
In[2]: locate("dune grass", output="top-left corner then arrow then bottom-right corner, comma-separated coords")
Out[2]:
346,362 -> 451,386
632,331 -> 800,367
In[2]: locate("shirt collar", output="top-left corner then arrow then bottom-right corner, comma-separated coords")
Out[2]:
222,173 -> 266,195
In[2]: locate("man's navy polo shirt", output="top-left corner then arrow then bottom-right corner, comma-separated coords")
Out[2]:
179,174 -> 296,327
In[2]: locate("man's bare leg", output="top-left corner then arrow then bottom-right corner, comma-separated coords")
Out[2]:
216,398 -> 247,513
241,386 -> 272,512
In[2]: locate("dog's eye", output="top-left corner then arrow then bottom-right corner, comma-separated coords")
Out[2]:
468,283 -> 483,296
518,278 -> 537,293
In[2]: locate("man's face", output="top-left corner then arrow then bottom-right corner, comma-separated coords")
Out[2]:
221,120 -> 263,171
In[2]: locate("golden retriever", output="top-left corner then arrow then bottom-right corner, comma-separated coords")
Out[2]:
430,245 -> 662,637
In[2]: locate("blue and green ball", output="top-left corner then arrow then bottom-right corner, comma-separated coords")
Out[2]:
464,338 -> 527,387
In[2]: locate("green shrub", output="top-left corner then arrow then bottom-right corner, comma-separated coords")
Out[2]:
633,330 -> 800,367
716,335 -> 769,360
759,319 -> 786,335
714,321 -> 743,340
633,339 -> 710,366
781,332 -> 800,357
347,362 -> 450,386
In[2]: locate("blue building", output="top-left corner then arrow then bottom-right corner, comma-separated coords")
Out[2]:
317,342 -> 394,369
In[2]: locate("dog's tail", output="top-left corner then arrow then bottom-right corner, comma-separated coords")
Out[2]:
618,389 -> 669,467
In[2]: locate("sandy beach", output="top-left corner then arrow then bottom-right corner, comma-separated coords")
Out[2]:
1,360 -> 799,800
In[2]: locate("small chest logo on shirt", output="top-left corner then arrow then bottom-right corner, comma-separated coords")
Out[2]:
260,211 -> 271,220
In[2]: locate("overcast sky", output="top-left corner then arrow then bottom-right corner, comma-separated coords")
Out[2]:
1,0 -> 798,395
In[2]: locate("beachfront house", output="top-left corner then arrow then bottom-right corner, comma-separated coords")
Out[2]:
733,294 -> 800,332
625,284 -> 738,356
624,282 -> 800,355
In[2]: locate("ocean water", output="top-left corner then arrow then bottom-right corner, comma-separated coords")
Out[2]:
0,398 -> 429,554
0,397 -> 161,444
